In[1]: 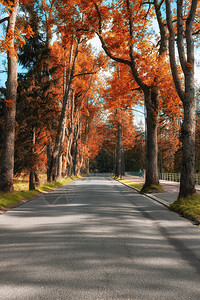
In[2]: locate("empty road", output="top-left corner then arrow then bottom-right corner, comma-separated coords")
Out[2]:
0,174 -> 200,299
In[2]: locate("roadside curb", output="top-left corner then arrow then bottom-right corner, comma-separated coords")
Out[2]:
113,177 -> 200,226
114,177 -> 170,208
143,193 -> 170,208
0,176 -> 82,215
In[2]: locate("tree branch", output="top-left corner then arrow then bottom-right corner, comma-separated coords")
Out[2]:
95,32 -> 131,66
177,0 -> 187,73
0,17 -> 9,24
158,0 -> 165,9
186,0 -> 198,65
94,3 -> 102,35
73,71 -> 97,78
165,0 -> 185,102
154,0 -> 168,54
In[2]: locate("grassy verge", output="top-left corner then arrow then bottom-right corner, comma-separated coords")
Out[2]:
141,184 -> 164,194
0,175 -> 81,210
115,178 -> 143,191
170,193 -> 200,223
115,177 -> 164,193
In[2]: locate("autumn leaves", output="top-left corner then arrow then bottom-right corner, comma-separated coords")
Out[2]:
0,0 -> 199,198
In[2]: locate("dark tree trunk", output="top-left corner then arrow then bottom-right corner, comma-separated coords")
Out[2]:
29,127 -> 36,190
0,1 -> 19,192
142,87 -> 159,189
72,123 -> 80,176
179,96 -> 196,197
47,138 -> 52,182
115,122 -> 122,178
29,172 -> 35,190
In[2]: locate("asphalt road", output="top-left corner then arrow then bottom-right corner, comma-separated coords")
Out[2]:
1,174 -> 200,300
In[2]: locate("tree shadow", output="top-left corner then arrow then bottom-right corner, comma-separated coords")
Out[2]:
0,174 -> 200,299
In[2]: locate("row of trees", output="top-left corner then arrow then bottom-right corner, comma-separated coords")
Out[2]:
0,0 -> 200,199
0,0 -> 106,190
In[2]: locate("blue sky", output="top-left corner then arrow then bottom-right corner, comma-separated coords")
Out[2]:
0,53 -> 6,87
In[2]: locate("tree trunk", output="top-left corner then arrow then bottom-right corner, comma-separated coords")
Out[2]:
47,138 -> 52,182
0,1 -> 19,192
165,0 -> 197,197
142,87 -> 159,189
34,172 -> 40,186
87,158 -> 90,174
29,172 -> 35,190
29,127 -> 36,190
179,92 -> 196,197
50,40 -> 79,181
57,116 -> 66,180
115,122 -> 122,178
56,49 -> 68,181
72,123 -> 80,176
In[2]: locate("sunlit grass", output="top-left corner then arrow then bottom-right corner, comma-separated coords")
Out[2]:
116,178 -> 143,191
0,175 -> 82,210
170,193 -> 200,222
0,190 -> 38,208
13,178 -> 29,191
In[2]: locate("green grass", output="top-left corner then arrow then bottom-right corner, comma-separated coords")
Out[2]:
0,190 -> 39,209
115,177 -> 164,193
141,184 -> 164,194
170,193 -> 200,222
116,178 -> 143,191
0,175 -> 82,210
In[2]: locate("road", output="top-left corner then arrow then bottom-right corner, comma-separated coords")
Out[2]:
0,174 -> 200,299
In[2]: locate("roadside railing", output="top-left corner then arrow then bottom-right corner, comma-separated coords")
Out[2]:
160,173 -> 200,185
126,171 -> 200,185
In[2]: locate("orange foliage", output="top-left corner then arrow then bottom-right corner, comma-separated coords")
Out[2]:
0,1 -> 34,55
4,98 -> 14,110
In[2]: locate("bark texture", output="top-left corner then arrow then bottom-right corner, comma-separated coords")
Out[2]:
49,40 -> 79,181
165,0 -> 197,197
0,1 -> 19,192
143,87 -> 159,188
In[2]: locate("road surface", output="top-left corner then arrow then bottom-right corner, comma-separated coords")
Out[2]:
0,174 -> 200,299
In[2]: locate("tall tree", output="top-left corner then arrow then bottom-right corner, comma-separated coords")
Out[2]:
77,0 -> 171,190
102,63 -> 137,177
0,0 -> 19,192
165,0 -> 199,197
17,1 -> 59,189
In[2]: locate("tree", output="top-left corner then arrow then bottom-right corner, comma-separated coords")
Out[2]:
77,0 -> 172,190
165,0 -> 199,197
0,0 -> 20,192
195,88 -> 200,173
102,63 -> 137,177
16,1 -> 59,189
0,0 -> 33,192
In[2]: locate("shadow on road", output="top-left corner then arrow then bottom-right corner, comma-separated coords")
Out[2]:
0,174 -> 200,299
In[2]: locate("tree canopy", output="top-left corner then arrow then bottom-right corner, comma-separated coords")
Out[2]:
0,0 -> 199,198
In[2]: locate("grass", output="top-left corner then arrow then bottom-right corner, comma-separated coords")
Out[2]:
115,177 -> 165,193
170,193 -> 200,222
141,184 -> 165,194
115,178 -> 143,191
0,175 -> 82,210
